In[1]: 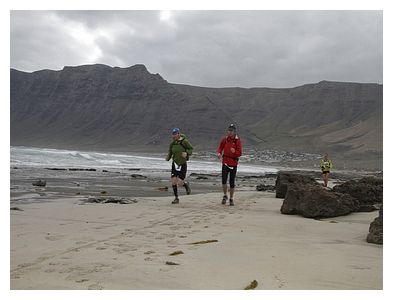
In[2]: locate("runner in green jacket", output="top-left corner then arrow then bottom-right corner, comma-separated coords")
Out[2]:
165,128 -> 193,204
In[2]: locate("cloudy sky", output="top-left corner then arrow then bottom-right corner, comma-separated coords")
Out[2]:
10,10 -> 382,88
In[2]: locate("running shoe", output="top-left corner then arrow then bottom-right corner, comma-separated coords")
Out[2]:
184,181 -> 191,195
222,195 -> 228,205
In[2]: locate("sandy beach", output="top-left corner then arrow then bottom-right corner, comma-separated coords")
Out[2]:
10,186 -> 382,290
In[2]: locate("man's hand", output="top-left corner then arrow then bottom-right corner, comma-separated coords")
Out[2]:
181,152 -> 188,159
217,153 -> 222,160
165,154 -> 170,161
230,147 -> 236,153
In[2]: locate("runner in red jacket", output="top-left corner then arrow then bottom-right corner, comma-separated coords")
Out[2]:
217,124 -> 242,206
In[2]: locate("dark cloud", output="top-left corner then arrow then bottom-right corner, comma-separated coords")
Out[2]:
10,10 -> 382,87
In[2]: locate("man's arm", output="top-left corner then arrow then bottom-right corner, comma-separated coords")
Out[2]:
234,138 -> 242,158
166,144 -> 173,161
183,139 -> 193,157
217,138 -> 225,155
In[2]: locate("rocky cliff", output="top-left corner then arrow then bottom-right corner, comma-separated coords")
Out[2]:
10,64 -> 383,168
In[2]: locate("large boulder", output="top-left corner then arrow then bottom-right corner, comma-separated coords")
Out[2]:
281,184 -> 358,218
332,176 -> 383,211
367,206 -> 383,244
275,172 -> 319,198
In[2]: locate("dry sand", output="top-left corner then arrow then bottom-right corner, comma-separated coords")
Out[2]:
10,190 -> 382,290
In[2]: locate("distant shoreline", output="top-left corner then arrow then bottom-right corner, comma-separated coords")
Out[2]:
10,144 -> 383,172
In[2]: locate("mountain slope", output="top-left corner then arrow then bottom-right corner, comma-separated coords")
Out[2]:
10,64 -> 382,166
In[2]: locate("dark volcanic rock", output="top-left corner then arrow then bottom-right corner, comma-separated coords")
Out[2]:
367,206 -> 383,244
190,173 -> 218,178
275,172 -> 319,198
281,184 -> 357,218
32,179 -> 46,187
131,174 -> 147,179
256,184 -> 275,192
332,176 -> 382,211
10,207 -> 24,211
68,168 -> 96,171
82,197 -> 138,204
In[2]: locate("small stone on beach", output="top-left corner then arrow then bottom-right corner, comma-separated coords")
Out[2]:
244,280 -> 258,290
165,261 -> 179,265
169,250 -> 184,256
189,239 -> 218,245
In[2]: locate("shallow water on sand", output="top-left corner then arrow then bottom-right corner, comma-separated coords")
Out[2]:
10,146 -> 278,174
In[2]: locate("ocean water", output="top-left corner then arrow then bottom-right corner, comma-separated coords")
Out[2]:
10,146 -> 278,174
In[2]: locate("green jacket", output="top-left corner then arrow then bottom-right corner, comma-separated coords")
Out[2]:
320,159 -> 333,172
168,134 -> 193,165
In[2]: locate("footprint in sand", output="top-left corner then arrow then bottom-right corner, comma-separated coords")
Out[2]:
167,239 -> 178,245
159,268 -> 170,272
349,265 -> 371,270
17,262 -> 35,268
274,274 -> 286,288
75,241 -> 89,245
113,247 -> 133,254
44,268 -> 56,273
45,234 -> 64,241
88,283 -> 104,290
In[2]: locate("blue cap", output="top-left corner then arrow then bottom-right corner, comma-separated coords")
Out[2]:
172,127 -> 180,134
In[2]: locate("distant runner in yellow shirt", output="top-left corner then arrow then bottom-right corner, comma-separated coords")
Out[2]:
320,154 -> 333,187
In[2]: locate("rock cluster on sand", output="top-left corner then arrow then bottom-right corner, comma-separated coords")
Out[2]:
332,177 -> 383,212
275,172 -> 319,198
32,179 -> 46,187
277,172 -> 383,219
280,184 -> 356,218
81,197 -> 138,204
367,205 -> 383,244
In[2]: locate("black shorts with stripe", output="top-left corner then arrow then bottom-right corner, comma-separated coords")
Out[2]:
222,164 -> 237,188
171,162 -> 187,180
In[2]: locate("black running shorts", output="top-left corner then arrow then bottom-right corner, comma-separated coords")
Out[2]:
222,164 -> 237,188
171,162 -> 187,180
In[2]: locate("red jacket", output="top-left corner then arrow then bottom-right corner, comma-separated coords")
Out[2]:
217,135 -> 242,166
